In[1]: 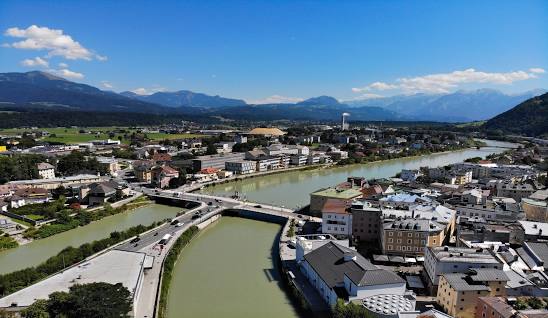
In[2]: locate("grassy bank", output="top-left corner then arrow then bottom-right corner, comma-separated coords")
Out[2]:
157,226 -> 200,318
23,197 -> 152,240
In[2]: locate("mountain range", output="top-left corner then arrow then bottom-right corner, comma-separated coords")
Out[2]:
119,90 -> 246,108
346,88 -> 546,122
0,71 -> 545,125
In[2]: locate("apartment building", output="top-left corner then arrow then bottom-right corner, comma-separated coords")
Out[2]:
351,201 -> 382,244
496,182 -> 536,201
225,160 -> 255,174
321,199 -> 352,237
309,187 -> 363,215
437,269 -> 508,318
382,219 -> 447,257
424,246 -> 502,291
192,153 -> 246,171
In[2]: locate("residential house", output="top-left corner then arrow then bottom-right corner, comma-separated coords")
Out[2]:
152,165 -> 179,189
37,162 -> 55,179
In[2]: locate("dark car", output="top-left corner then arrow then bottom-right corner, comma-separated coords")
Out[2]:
130,236 -> 140,243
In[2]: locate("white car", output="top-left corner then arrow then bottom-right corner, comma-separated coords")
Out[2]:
176,222 -> 185,227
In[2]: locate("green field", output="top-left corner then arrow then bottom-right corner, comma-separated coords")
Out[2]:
0,127 -> 206,144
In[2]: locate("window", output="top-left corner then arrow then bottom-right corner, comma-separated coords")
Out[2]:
328,215 -> 331,218
388,245 -> 393,250
397,239 -> 402,243
388,238 -> 393,243
389,232 -> 394,236
407,239 -> 412,244
398,232 -> 402,237
408,233 -> 413,237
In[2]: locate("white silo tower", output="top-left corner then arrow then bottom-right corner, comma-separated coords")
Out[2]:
341,112 -> 350,130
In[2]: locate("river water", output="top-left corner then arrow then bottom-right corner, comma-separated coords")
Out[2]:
166,217 -> 299,318
0,204 -> 182,275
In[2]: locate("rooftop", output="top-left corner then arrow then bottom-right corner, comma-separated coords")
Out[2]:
7,174 -> 102,185
311,187 -> 363,200
428,246 -> 500,264
0,250 -> 146,308
303,241 -> 404,289
248,127 -> 285,136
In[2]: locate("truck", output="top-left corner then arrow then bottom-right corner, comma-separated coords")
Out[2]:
159,234 -> 172,245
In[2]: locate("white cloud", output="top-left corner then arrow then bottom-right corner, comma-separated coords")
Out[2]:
49,68 -> 84,79
20,56 -> 49,68
131,87 -> 166,95
101,81 -> 113,89
3,25 -> 106,61
530,68 -> 546,74
246,95 -> 304,104
58,62 -> 68,68
352,68 -> 545,94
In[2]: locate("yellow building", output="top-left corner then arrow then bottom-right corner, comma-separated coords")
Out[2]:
437,269 -> 508,318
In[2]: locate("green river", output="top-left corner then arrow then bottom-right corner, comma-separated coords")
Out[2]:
165,217 -> 299,318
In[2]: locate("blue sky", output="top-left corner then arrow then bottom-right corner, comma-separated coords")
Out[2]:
0,0 -> 547,103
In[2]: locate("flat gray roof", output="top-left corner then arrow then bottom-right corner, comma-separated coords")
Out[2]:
0,250 -> 146,308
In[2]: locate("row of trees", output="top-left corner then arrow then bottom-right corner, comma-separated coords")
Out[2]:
0,154 -> 47,184
56,151 -> 107,176
15,282 -> 132,318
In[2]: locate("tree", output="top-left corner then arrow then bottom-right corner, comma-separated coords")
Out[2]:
205,143 -> 217,155
65,283 -> 132,318
23,283 -> 132,318
21,299 -> 50,318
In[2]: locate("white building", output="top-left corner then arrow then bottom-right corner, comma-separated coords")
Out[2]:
300,241 -> 406,306
37,162 -> 55,179
225,161 -> 255,174
321,199 -> 353,237
290,155 -> 308,166
400,169 -> 423,182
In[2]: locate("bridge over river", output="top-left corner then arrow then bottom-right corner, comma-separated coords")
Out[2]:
0,190 -> 312,318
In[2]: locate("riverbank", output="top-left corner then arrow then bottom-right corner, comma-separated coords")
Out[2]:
9,195 -> 153,248
0,221 -> 165,298
0,204 -> 183,275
